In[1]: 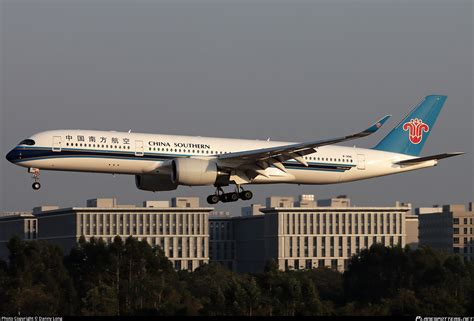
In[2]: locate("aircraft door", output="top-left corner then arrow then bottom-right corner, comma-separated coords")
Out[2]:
135,140 -> 144,156
357,154 -> 366,170
52,136 -> 62,152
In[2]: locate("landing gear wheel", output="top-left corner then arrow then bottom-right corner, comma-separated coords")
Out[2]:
206,186 -> 251,204
207,194 -> 220,205
240,190 -> 253,201
229,192 -> 239,202
220,192 -> 240,203
30,168 -> 41,191
219,193 -> 229,203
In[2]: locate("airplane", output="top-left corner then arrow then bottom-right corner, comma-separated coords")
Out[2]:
5,95 -> 464,204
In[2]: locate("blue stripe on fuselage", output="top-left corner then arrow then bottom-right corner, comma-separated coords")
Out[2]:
10,146 -> 355,172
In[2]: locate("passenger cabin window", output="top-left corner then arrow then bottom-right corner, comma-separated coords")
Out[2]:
19,139 -> 36,146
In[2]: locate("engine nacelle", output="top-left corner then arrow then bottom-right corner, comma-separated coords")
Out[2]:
171,158 -> 219,186
135,174 -> 178,192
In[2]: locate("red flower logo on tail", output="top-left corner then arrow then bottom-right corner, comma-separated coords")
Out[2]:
403,118 -> 429,144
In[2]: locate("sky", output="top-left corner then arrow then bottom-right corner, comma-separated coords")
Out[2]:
0,0 -> 472,214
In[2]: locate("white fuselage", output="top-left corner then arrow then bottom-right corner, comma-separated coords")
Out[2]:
6,130 -> 436,186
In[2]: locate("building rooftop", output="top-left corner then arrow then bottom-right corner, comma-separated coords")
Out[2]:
0,212 -> 35,221
27,197 -> 214,216
260,205 -> 412,213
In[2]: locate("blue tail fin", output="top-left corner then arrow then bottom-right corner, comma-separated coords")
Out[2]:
373,95 -> 447,156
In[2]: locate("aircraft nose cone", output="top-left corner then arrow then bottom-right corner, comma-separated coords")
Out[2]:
6,149 -> 16,163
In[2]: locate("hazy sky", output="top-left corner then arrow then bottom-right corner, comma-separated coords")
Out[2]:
1,0 -> 472,214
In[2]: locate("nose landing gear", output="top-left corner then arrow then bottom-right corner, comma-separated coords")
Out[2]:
206,186 -> 253,204
29,168 -> 41,191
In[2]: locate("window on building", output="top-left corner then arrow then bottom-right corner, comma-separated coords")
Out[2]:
313,237 -> 317,257
330,237 -> 335,257
202,238 -> 206,257
304,237 -> 309,257
169,239 -> 174,256
342,214 -> 346,234
287,215 -> 291,235
194,240 -> 198,258
321,237 -> 326,257
289,237 -> 293,256
316,214 -> 320,234
296,238 -> 301,257
318,259 -> 325,268
339,236 -> 343,257
361,215 -> 365,234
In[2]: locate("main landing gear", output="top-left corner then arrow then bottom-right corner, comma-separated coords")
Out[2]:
206,186 -> 253,204
29,168 -> 41,191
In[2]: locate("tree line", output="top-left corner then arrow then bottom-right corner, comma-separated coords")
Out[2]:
0,236 -> 473,316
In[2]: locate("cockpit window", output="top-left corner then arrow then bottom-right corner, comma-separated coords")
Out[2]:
19,139 -> 36,146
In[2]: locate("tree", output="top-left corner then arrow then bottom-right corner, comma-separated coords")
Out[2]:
81,283 -> 118,316
6,237 -> 78,315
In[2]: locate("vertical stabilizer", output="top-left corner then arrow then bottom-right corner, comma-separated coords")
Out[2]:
373,95 -> 446,156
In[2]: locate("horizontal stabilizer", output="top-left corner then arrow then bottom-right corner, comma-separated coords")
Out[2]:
394,152 -> 464,165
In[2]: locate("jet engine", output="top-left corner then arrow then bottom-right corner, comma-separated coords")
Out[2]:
135,173 -> 178,192
171,158 -> 227,186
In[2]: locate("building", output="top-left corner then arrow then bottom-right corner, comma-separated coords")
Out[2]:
209,195 -> 412,273
415,206 -> 443,215
1,194 -> 449,272
241,204 -> 264,217
0,212 -> 37,259
297,194 -> 316,208
405,213 -> 419,249
0,197 -> 212,271
393,201 -> 418,249
317,195 -> 351,208
209,212 -> 236,270
418,202 -> 473,261
266,196 -> 295,208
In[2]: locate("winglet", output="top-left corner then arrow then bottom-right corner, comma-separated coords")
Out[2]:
357,115 -> 391,138
366,115 -> 391,133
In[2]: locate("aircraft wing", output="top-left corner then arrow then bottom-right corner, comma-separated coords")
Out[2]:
217,115 -> 391,172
